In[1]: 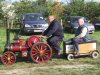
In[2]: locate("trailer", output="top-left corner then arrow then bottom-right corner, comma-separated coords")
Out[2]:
63,39 -> 99,60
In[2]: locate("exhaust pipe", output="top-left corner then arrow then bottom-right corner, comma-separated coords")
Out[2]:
5,17 -> 10,49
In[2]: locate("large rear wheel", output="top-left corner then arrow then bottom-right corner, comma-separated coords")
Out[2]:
30,43 -> 52,63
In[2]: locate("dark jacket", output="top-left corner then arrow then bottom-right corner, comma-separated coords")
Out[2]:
43,19 -> 64,38
75,25 -> 89,42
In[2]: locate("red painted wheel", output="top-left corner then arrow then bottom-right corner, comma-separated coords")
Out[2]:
30,43 -> 52,63
1,51 -> 16,65
28,36 -> 41,47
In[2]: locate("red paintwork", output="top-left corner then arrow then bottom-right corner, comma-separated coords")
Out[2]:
22,51 -> 28,57
14,40 -> 26,46
28,36 -> 41,47
7,45 -> 28,52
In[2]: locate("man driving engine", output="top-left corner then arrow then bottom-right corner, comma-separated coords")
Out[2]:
42,15 -> 64,56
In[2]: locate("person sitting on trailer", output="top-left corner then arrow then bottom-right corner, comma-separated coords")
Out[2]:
72,17 -> 90,55
41,15 -> 64,56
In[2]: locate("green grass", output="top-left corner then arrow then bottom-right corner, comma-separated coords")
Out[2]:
22,68 -> 100,75
0,26 -> 100,75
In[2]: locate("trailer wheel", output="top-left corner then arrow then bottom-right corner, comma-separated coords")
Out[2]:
91,51 -> 99,59
1,51 -> 16,65
30,43 -> 52,63
67,54 -> 74,60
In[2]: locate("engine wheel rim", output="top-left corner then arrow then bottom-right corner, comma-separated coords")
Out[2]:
30,43 -> 52,63
1,51 -> 16,65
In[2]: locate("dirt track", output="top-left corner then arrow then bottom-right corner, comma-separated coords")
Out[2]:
0,64 -> 94,75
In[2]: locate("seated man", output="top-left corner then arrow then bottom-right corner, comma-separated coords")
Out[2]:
72,17 -> 90,55
42,15 -> 64,56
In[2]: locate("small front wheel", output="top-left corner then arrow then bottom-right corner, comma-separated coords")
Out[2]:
1,51 -> 16,65
91,51 -> 99,59
67,54 -> 74,60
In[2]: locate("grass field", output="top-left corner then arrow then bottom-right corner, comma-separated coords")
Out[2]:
0,26 -> 100,75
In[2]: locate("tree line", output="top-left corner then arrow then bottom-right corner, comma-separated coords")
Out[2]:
0,0 -> 100,26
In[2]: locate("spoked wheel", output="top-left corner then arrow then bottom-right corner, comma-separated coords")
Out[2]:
91,51 -> 99,59
67,54 -> 74,61
1,51 -> 16,65
30,43 -> 52,63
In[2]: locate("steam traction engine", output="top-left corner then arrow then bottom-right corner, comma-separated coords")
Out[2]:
1,17 -> 52,65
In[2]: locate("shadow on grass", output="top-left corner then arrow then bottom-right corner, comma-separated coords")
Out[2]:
16,56 -> 33,64
16,53 -> 68,64
74,55 -> 91,59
